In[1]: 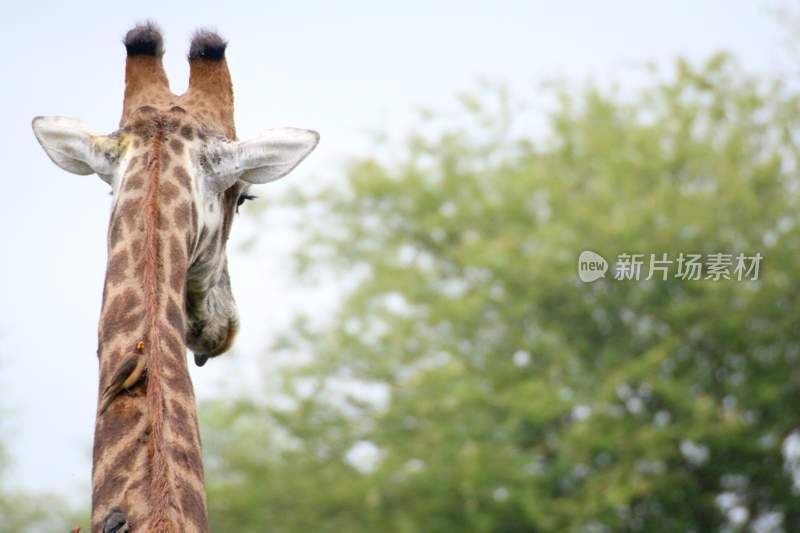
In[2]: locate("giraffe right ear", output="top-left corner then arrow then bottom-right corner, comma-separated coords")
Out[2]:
32,116 -> 120,183
203,128 -> 320,192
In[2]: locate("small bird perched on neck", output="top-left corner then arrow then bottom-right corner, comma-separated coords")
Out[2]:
98,354 -> 146,414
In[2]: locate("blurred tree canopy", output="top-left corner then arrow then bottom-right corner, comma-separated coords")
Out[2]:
0,413 -> 78,532
202,53 -> 800,532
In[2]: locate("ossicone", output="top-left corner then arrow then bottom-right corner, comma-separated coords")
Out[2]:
188,30 -> 227,61
123,21 -> 164,57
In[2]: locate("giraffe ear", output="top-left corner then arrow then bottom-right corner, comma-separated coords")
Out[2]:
32,116 -> 119,183
206,128 -> 319,190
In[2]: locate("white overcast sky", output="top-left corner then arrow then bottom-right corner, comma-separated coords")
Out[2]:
0,0 -> 787,507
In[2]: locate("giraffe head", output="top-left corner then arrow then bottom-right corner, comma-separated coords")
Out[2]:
32,23 -> 318,366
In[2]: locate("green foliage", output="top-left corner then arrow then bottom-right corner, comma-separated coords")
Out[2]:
203,54 -> 800,531
0,423 -> 81,532
0,490 -> 80,533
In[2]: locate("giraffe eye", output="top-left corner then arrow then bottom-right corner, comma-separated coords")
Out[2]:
236,193 -> 256,213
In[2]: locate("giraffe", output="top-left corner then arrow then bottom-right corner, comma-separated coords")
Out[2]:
31,23 -> 318,532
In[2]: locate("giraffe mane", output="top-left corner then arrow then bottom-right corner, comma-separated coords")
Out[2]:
141,121 -> 178,530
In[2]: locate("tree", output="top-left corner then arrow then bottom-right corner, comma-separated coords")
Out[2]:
0,407 -> 81,531
203,54 -> 800,532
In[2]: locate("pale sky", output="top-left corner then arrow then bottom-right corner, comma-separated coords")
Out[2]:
0,0 -> 785,508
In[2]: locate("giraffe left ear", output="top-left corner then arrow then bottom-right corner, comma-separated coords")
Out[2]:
32,116 -> 120,183
205,127 -> 320,191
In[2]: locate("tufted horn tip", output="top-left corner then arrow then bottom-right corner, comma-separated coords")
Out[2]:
188,29 -> 227,61
123,21 -> 164,57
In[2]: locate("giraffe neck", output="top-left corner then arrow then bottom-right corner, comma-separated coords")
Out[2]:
92,118 -> 208,532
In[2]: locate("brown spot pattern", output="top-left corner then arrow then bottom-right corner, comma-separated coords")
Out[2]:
169,401 -> 198,446
124,172 -> 145,192
170,237 -> 186,293
161,325 -> 184,359
179,484 -> 207,529
169,443 -> 203,477
118,198 -> 142,230
130,239 -> 143,257
93,407 -> 144,461
160,147 -> 171,170
93,422 -> 146,507
174,166 -> 191,190
106,250 -> 129,284
101,289 -> 143,345
174,200 -> 191,227
170,139 -> 184,155
163,370 -> 193,398
159,181 -> 179,204
166,298 -> 184,333
109,218 -> 124,246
